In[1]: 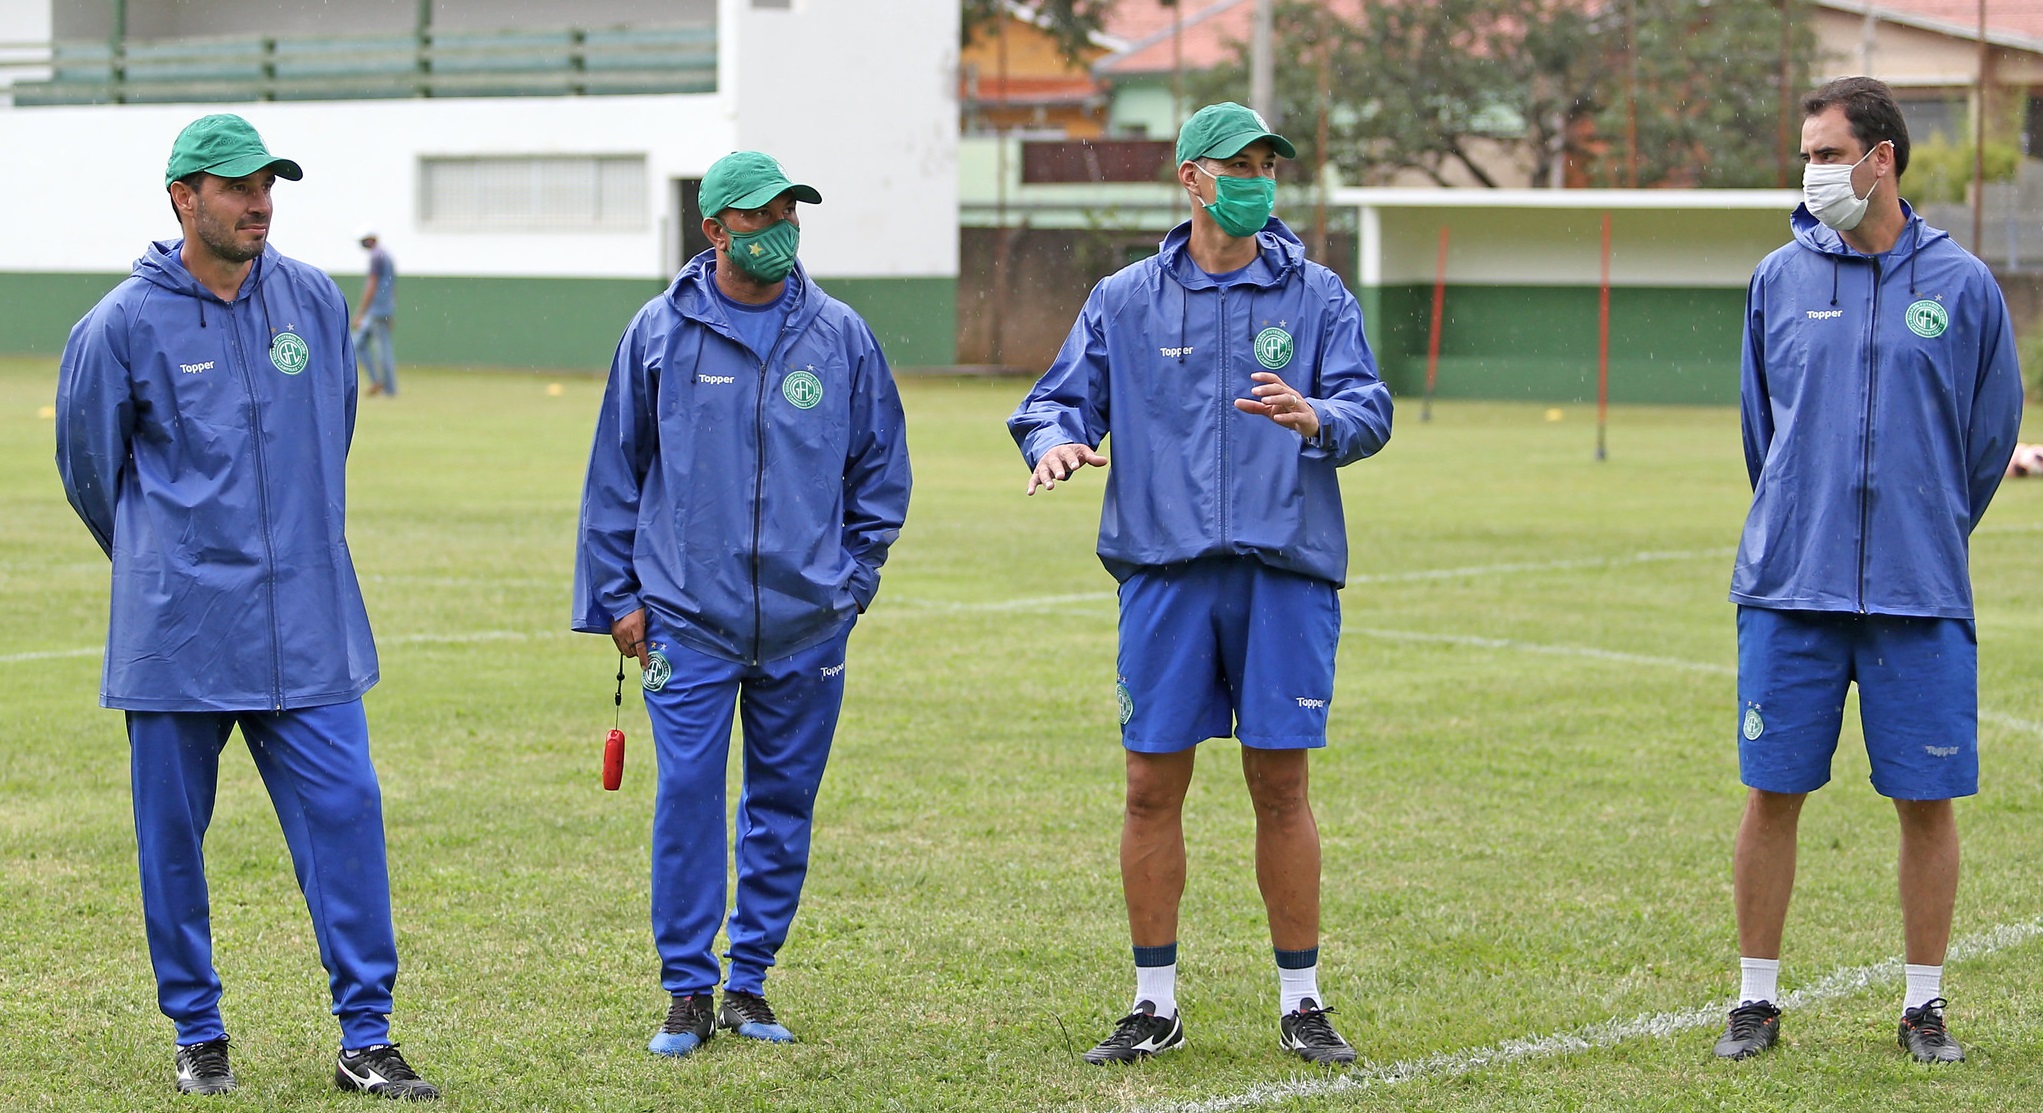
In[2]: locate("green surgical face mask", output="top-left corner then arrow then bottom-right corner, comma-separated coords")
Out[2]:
1192,162 -> 1276,239
718,218 -> 800,282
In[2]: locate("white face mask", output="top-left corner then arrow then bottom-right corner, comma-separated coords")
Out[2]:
1801,142 -> 1885,231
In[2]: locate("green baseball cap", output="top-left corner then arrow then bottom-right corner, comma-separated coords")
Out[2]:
699,151 -> 822,218
164,114 -> 303,188
1176,101 -> 1296,164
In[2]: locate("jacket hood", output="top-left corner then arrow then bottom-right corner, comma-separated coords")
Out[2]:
667,247 -> 826,338
1789,200 -> 1946,260
134,238 -> 285,298
1158,216 -> 1306,290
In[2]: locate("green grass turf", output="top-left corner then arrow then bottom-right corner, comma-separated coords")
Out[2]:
3,355 -> 2042,1111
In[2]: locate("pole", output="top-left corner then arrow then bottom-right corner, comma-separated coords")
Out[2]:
1251,0 -> 1274,126
1777,0 -> 1793,188
1312,46 -> 1331,263
1172,0 -> 1184,224
991,9 -> 1010,367
1972,0 -> 1987,253
1623,0 -> 1639,188
1596,212 -> 1612,462
1423,226 -> 1449,423
110,0 -> 127,104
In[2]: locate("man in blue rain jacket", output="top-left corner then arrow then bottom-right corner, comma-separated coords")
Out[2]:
55,114 -> 436,1099
1712,77 -> 2022,1067
1010,103 -> 1392,1066
573,151 -> 910,1057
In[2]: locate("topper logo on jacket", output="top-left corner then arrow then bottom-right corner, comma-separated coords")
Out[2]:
1805,309 -> 1844,320
179,360 -> 215,375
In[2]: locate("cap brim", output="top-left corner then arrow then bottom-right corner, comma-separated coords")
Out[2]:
1200,128 -> 1297,161
727,181 -> 823,211
205,154 -> 304,181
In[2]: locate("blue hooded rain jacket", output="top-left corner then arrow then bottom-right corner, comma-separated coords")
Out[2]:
572,252 -> 911,664
56,240 -> 377,712
1733,203 -> 2022,619
1009,218 -> 1393,585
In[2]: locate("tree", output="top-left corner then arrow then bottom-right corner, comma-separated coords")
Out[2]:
962,0 -> 1118,68
1196,0 -> 1815,188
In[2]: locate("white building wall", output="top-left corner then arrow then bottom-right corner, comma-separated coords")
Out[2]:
0,0 -> 958,283
734,0 -> 958,279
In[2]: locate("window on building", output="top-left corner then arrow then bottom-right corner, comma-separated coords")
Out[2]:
420,156 -> 647,231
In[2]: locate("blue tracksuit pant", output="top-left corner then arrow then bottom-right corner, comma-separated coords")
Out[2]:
126,700 -> 398,1049
644,622 -> 850,996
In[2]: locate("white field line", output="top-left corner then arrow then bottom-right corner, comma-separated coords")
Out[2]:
1139,918 -> 2043,1113
1352,626 -> 1736,676
0,647 -> 101,664
895,549 -> 1730,614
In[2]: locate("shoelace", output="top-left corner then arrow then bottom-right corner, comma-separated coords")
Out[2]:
1904,998 -> 1952,1041
1288,1005 -> 1346,1044
182,1039 -> 231,1077
351,1044 -> 421,1082
725,992 -> 779,1026
1099,1010 -> 1163,1048
664,995 -> 711,1034
1725,1003 -> 1777,1040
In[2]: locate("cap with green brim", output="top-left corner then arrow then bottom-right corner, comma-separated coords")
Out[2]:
1175,101 -> 1297,164
164,114 -> 303,188
699,151 -> 822,218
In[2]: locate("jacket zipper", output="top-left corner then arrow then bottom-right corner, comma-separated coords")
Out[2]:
226,300 -> 286,709
1216,286 -> 1230,544
747,312 -> 799,665
1856,258 -> 1882,614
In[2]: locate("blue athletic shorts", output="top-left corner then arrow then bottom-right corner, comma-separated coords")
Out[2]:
1116,558 -> 1340,753
1735,606 -> 1978,800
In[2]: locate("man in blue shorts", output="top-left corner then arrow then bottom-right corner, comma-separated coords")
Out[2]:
574,150 -> 910,1058
1010,102 -> 1393,1065
1714,77 -> 2022,1065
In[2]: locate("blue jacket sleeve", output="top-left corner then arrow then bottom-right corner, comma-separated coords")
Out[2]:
1739,272 -> 1773,491
55,301 -> 135,559
1301,282 -> 1392,466
571,312 -> 659,634
842,323 -> 912,609
1009,282 -> 1112,468
1965,277 -> 2023,531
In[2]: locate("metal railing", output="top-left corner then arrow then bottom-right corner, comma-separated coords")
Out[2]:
6,23 -> 715,106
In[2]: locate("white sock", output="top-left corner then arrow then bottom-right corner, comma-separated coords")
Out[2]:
1134,963 -> 1178,1019
1278,964 -> 1322,1014
1738,957 -> 1780,1005
1904,964 -> 1943,1012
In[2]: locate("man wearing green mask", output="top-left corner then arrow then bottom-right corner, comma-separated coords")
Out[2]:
1011,102 -> 1393,1065
574,150 -> 911,1057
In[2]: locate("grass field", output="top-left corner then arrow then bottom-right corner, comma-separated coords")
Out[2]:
4,354 -> 2043,1112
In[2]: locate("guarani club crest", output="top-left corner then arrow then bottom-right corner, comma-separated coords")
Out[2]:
1254,325 -> 1294,370
269,330 -> 310,374
782,367 -> 824,410
1904,298 -> 1949,339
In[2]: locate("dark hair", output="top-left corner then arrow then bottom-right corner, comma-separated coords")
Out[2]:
1802,76 -> 1910,177
166,170 -> 206,222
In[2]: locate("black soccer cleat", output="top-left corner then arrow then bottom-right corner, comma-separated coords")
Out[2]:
1084,1000 -> 1185,1063
334,1043 -> 440,1100
1898,997 -> 1965,1064
649,993 -> 716,1057
1713,1000 -> 1781,1060
719,989 -> 795,1043
1279,998 -> 1358,1064
174,1036 -> 236,1095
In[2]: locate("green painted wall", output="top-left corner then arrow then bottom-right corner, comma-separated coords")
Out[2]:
1363,283 -> 1747,405
1,271 -> 957,370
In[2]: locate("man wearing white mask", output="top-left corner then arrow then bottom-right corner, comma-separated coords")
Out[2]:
1713,77 -> 2021,1065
